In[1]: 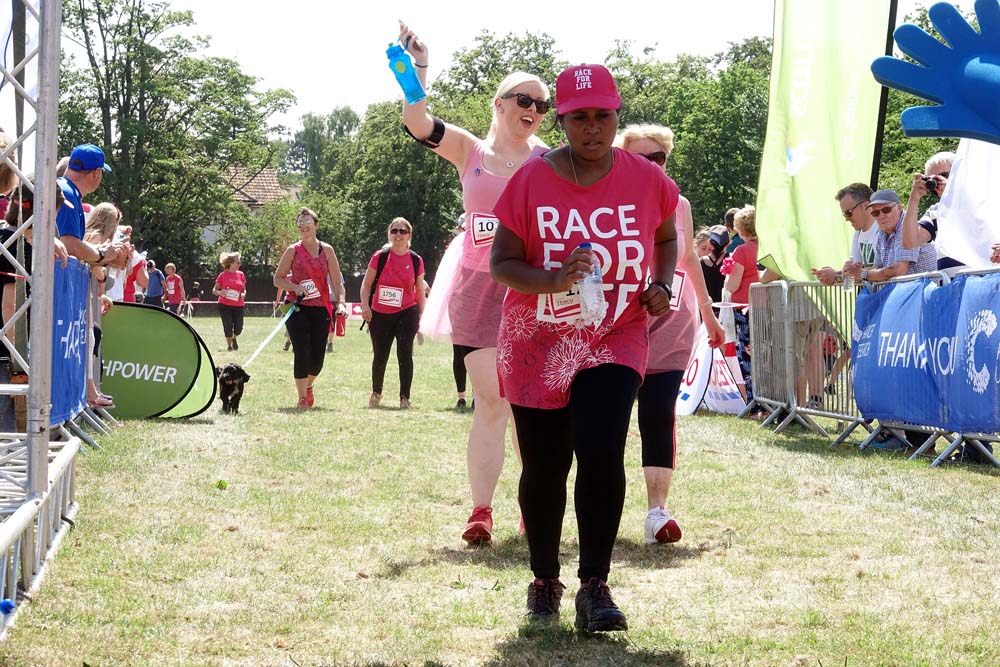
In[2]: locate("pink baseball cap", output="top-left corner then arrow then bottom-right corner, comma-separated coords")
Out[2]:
555,64 -> 622,115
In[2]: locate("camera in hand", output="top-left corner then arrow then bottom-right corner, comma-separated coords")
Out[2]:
924,177 -> 938,193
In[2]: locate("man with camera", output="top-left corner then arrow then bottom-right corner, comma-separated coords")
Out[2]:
900,151 -> 961,271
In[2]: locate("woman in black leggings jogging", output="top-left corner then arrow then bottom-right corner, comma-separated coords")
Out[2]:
272,208 -> 345,409
360,217 -> 426,409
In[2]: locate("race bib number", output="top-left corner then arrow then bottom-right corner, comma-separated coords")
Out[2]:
224,289 -> 240,302
378,286 -> 404,308
670,270 -> 687,311
537,288 -> 582,324
300,278 -> 320,300
470,212 -> 499,248
166,283 -> 175,295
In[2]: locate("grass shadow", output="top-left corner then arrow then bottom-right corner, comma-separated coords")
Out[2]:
612,538 -> 705,569
484,623 -> 692,667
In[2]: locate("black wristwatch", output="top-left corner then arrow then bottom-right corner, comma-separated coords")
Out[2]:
650,280 -> 673,300
97,248 -> 106,265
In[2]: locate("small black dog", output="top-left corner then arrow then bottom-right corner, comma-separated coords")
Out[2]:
216,363 -> 250,415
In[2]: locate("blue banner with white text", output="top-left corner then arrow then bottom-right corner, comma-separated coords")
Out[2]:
50,258 -> 90,426
853,274 -> 1000,433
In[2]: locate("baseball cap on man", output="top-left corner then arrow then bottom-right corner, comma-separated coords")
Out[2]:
68,143 -> 112,172
868,189 -> 899,206
555,64 -> 623,115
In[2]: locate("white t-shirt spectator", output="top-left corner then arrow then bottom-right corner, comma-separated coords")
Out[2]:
851,225 -> 879,267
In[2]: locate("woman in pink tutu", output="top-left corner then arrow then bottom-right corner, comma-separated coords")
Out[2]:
400,21 -> 550,545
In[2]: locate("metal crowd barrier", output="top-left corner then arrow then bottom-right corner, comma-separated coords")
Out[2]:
746,271 -> 999,468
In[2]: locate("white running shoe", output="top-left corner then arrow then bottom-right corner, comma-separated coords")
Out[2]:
644,506 -> 682,545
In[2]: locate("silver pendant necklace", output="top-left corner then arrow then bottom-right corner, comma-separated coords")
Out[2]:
506,159 -> 515,169
568,149 -> 614,186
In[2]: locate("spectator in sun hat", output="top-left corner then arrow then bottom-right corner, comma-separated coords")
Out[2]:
843,188 -> 936,283
58,143 -> 128,269
491,62 -> 679,631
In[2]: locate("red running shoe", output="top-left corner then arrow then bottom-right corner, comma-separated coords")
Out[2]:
462,505 -> 493,546
306,385 -> 314,407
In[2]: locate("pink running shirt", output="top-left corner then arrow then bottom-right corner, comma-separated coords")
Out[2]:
493,148 -> 679,409
165,274 -> 184,305
290,242 -> 331,309
646,196 -> 698,373
215,270 -> 246,306
447,140 -> 548,348
731,239 -> 759,305
368,249 -> 424,315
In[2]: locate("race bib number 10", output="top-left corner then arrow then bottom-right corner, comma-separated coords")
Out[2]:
470,212 -> 499,248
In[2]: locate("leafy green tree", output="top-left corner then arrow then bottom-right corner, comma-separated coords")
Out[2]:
60,0 -> 294,275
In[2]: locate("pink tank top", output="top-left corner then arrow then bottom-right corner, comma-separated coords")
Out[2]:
459,141 -> 548,272
290,242 -> 330,308
647,196 -> 698,373
447,141 -> 547,348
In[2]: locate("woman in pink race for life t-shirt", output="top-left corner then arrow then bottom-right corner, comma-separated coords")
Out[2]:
490,64 -> 679,633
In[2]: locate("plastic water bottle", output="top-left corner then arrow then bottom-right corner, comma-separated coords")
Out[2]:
386,43 -> 425,104
842,272 -> 855,292
576,243 -> 607,326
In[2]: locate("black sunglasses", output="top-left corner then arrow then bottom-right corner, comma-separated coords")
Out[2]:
640,151 -> 667,166
842,199 -> 868,219
501,92 -> 551,114
390,228 -> 411,235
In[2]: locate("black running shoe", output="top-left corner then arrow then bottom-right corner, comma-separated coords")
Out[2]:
574,578 -> 627,632
456,398 -> 467,410
232,339 -> 239,351
526,578 -> 565,621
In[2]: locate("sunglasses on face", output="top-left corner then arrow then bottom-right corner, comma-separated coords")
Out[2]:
869,205 -> 896,217
842,199 -> 868,219
639,151 -> 667,166
390,228 -> 411,235
501,92 -> 551,114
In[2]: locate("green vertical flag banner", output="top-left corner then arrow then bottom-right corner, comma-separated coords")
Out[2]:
756,0 -> 892,280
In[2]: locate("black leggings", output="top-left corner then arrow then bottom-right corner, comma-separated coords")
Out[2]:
285,305 -> 330,379
219,304 -> 244,338
369,306 -> 419,398
452,344 -> 477,393
512,363 -> 641,583
637,370 -> 684,469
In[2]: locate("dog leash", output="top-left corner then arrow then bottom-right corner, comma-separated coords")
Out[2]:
243,295 -> 302,369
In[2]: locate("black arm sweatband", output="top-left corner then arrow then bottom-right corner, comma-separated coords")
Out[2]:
403,116 -> 445,149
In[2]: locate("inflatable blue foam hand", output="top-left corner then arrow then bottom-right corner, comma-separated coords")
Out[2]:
871,0 -> 1000,145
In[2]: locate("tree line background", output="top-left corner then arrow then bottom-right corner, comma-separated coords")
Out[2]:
58,0 -> 956,295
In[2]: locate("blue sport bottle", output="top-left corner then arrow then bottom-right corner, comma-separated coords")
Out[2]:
386,43 -> 426,104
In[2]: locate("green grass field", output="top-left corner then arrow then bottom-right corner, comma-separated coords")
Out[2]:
1,316 -> 998,667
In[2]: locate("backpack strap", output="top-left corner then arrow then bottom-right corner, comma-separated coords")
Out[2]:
409,251 -> 420,283
368,249 -> 391,308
